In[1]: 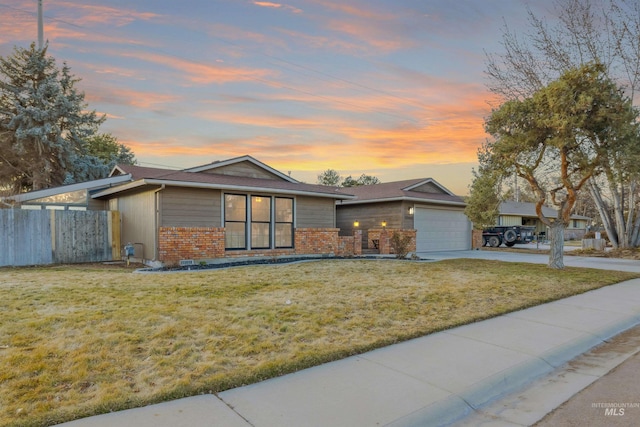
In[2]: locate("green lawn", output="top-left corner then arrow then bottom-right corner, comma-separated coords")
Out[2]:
1,259 -> 638,427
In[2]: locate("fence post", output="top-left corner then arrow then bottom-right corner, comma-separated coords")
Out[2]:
110,211 -> 121,259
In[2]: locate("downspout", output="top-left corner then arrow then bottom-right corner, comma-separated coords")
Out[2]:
154,185 -> 165,262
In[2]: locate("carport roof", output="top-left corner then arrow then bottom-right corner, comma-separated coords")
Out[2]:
499,201 -> 591,220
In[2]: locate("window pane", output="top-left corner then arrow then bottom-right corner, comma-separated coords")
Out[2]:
225,222 -> 246,249
252,196 -> 271,222
30,189 -> 88,205
225,195 -> 246,221
252,223 -> 270,248
275,223 -> 293,248
275,198 -> 293,222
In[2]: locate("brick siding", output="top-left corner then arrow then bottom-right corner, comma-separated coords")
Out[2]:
368,228 -> 416,255
472,229 -> 483,249
158,227 -> 225,263
294,228 -> 340,255
158,227 -> 362,264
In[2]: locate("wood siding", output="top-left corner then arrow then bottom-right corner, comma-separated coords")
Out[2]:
336,201 -> 404,235
88,197 -> 107,210
198,161 -> 281,180
499,215 -> 523,227
160,187 -> 221,227
114,190 -> 157,260
296,196 -> 335,228
410,182 -> 446,194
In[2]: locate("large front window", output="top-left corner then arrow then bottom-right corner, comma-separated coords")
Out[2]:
224,194 -> 294,250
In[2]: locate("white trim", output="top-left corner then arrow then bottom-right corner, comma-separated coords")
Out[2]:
338,196 -> 466,207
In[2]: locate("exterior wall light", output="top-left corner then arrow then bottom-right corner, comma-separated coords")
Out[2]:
381,220 -> 387,228
408,207 -> 414,215
353,220 -> 359,227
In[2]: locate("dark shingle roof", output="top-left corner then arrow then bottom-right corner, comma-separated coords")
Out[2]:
97,165 -> 354,199
339,178 -> 465,205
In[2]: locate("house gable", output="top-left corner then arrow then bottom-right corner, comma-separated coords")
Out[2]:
403,179 -> 454,196
196,160 -> 284,180
184,155 -> 297,183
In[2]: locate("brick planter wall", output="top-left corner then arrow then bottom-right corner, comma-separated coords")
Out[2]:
368,228 -> 416,255
336,230 -> 362,257
158,227 -> 225,263
294,228 -> 340,255
158,227 -> 361,264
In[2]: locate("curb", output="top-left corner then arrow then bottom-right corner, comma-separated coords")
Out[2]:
386,317 -> 640,427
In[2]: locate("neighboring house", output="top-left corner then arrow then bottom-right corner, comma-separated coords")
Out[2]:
3,155 -> 358,265
497,201 -> 590,239
335,179 -> 471,252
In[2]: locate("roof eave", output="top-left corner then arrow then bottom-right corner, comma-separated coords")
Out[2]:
92,178 -> 355,200
338,196 -> 466,207
7,174 -> 133,202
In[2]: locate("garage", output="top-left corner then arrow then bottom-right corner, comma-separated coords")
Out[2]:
415,207 -> 471,252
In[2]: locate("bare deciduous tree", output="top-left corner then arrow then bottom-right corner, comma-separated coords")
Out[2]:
486,0 -> 640,248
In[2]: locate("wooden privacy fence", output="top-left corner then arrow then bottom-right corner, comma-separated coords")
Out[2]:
0,209 -> 121,267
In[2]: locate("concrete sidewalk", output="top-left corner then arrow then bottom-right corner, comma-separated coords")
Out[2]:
57,278 -> 640,427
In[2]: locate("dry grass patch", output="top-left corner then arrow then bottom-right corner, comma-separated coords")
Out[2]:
1,259 -> 638,426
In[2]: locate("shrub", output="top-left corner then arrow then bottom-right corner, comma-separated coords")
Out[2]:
391,232 -> 412,259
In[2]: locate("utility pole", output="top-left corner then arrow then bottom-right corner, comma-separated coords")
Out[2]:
37,0 -> 44,49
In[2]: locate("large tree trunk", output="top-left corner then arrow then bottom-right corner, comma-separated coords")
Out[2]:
609,177 -> 628,248
548,221 -> 565,269
588,179 -> 619,248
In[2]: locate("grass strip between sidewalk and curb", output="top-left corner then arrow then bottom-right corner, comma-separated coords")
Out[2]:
1,258 -> 638,427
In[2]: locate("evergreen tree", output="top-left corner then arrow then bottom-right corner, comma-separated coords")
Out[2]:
86,133 -> 137,172
0,43 -> 107,193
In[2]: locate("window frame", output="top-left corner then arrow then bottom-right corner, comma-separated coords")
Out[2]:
275,197 -> 294,248
224,194 -> 248,250
223,194 -> 295,251
250,195 -> 272,249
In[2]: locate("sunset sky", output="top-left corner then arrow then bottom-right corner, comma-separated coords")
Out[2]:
0,0 -> 559,194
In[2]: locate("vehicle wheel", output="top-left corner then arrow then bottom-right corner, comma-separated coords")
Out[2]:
482,236 -> 487,246
488,236 -> 501,247
505,241 -> 515,247
503,229 -> 517,243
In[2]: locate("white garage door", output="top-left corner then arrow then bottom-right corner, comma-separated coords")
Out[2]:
415,207 -> 471,252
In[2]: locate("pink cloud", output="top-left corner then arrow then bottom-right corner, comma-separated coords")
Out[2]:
85,87 -> 181,110
119,51 -> 275,85
53,1 -> 160,27
252,1 -> 302,14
